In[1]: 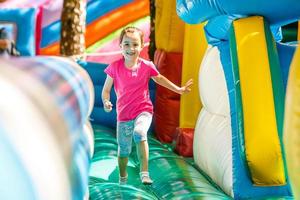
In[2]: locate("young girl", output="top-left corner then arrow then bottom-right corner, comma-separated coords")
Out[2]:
102,26 -> 193,185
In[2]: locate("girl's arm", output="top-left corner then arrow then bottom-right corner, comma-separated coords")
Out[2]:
152,74 -> 193,95
101,75 -> 114,112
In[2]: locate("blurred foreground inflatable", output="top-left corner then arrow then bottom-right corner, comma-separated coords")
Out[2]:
0,57 -> 94,200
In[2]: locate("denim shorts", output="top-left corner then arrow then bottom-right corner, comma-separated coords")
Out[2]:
116,112 -> 152,157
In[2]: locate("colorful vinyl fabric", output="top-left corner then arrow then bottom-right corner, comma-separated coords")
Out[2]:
176,0 -> 300,26
40,0 -> 149,55
232,16 -> 286,186
176,0 -> 299,199
0,57 -> 94,200
176,24 -> 207,156
195,16 -> 292,199
194,19 -> 293,199
229,16 -> 290,198
155,0 -> 185,52
0,0 -> 50,8
179,23 -> 206,129
40,0 -> 131,49
0,0 -> 146,56
195,45 -> 232,195
154,50 -> 182,143
0,8 -> 37,55
154,0 -> 187,145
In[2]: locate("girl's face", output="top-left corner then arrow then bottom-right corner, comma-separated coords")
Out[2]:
120,32 -> 143,62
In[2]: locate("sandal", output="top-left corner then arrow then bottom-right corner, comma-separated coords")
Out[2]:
140,171 -> 153,185
119,174 -> 128,185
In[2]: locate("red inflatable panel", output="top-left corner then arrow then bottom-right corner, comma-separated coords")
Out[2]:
175,128 -> 194,157
154,98 -> 179,142
154,49 -> 182,143
154,49 -> 182,99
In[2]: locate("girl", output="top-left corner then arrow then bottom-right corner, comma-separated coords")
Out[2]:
102,26 -> 193,185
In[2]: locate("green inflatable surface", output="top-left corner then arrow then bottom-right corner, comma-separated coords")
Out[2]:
89,125 -> 230,200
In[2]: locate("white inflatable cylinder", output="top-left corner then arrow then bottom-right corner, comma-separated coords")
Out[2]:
194,46 -> 233,196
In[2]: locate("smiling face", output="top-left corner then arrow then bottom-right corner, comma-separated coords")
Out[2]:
119,27 -> 144,64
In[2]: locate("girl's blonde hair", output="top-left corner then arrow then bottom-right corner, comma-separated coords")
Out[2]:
119,26 -> 144,46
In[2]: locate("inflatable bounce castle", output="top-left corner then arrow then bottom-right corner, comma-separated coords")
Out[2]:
0,0 -> 299,199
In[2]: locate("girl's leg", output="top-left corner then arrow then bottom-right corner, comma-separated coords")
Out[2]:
137,141 -> 152,184
117,121 -> 134,184
136,140 -> 149,172
133,112 -> 153,184
118,156 -> 128,177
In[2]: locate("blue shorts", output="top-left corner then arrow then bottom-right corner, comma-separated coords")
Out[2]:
117,112 -> 152,157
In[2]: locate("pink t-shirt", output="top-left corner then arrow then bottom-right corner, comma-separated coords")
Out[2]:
104,58 -> 159,122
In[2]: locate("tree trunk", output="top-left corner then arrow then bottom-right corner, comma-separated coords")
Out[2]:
60,0 -> 86,60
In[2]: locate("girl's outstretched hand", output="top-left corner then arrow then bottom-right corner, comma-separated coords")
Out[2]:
179,79 -> 193,95
103,99 -> 113,112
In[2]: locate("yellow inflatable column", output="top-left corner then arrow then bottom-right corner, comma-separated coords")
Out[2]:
232,16 -> 286,185
155,0 -> 185,52
179,23 -> 207,128
284,47 -> 300,199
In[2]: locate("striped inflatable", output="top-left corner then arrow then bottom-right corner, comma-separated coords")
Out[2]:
0,56 -> 94,200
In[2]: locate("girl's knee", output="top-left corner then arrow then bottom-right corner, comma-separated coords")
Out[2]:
133,126 -> 145,135
133,131 -> 147,143
133,126 -> 147,141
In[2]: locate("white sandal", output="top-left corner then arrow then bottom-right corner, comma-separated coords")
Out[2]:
140,171 -> 153,185
119,174 -> 128,185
